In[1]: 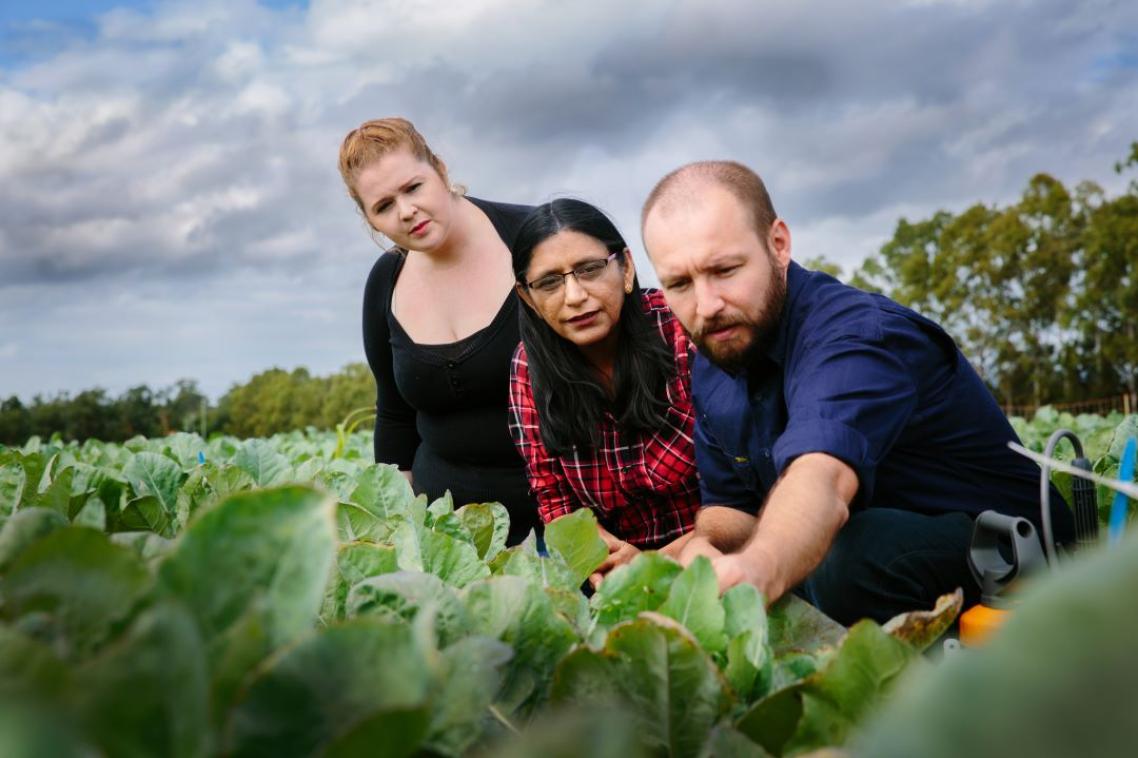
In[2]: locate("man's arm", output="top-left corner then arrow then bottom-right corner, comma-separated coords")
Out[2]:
677,506 -> 756,564
711,452 -> 857,601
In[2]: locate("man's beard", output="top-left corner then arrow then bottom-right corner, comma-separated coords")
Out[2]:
692,270 -> 786,374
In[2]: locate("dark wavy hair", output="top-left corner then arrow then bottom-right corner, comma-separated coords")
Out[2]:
512,198 -> 675,456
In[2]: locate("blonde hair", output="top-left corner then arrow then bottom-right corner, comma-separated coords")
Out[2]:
337,117 -> 449,212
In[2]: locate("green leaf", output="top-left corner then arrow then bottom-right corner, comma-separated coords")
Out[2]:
701,724 -> 774,757
723,583 -> 766,639
425,635 -> 513,755
0,625 -> 69,700
176,464 -> 254,529
338,541 -> 399,585
781,621 -> 915,754
457,502 -> 510,561
462,576 -> 579,715
1108,414 -> 1138,459
392,518 -> 424,570
348,463 -> 416,519
347,571 -> 470,648
73,601 -> 210,758
590,551 -> 683,627
158,486 -> 336,648
26,465 -> 73,519
722,584 -> 772,700
431,511 -> 477,545
0,507 -> 69,572
335,500 -> 392,543
118,495 -> 175,537
767,593 -> 846,655
226,619 -> 432,757
232,439 -> 293,486
483,705 -> 650,758
725,629 -> 772,702
736,620 -> 915,756
420,528 -> 491,587
769,651 -> 822,693
324,706 -> 431,758
854,529 -> 1138,758
0,458 -> 28,525
734,684 -> 804,756
123,452 -> 183,522
659,556 -> 727,653
0,698 -> 88,758
3,527 -> 150,660
71,494 -> 106,530
491,540 -> 579,591
552,614 -> 730,758
110,531 -> 174,567
455,502 -> 494,558
160,432 -> 207,469
427,489 -> 455,518
208,604 -> 271,730
545,586 -> 592,635
544,508 -> 608,586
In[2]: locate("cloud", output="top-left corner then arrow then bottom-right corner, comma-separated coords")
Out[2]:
0,0 -> 1135,398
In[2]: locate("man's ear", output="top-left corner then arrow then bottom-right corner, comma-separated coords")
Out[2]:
768,219 -> 792,270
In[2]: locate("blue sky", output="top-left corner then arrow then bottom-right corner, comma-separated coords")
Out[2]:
0,0 -> 1135,403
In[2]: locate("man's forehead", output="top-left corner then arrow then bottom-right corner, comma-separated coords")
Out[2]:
647,188 -> 754,244
647,182 -> 750,227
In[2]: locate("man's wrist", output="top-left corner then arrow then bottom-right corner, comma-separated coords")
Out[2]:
738,540 -> 786,602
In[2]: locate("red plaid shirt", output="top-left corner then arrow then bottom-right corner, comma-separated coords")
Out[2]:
508,290 -> 700,548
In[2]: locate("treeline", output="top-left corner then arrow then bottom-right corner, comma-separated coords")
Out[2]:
839,142 -> 1138,409
0,363 -> 376,445
5,147 -> 1136,443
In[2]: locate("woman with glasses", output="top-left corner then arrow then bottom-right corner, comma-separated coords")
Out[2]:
508,198 -> 699,587
339,117 -> 540,545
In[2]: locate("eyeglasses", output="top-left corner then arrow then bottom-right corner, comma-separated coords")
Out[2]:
522,251 -> 622,295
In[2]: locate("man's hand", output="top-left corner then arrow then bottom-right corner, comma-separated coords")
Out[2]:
678,534 -> 724,566
589,528 -> 641,589
708,549 -> 778,598
716,453 -> 856,603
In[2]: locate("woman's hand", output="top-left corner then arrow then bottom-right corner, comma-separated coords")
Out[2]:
589,527 -> 641,589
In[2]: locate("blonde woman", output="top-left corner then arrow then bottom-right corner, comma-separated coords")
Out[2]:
339,117 -> 540,544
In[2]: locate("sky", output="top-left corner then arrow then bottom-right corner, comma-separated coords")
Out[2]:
1,0 -> 1135,402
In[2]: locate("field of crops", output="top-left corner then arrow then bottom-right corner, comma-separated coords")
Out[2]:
1,411 -> 1136,756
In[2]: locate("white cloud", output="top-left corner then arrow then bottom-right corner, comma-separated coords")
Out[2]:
0,0 -> 1135,399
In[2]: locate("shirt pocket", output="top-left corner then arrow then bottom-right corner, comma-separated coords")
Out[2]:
728,453 -> 762,492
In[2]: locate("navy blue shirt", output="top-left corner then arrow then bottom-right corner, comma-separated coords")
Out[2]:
693,262 -> 1073,541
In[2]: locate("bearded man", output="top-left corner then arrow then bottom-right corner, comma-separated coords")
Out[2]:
641,160 -> 1072,624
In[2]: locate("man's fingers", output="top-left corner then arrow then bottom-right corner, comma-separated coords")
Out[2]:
679,536 -> 724,566
710,555 -> 747,594
588,571 -> 604,590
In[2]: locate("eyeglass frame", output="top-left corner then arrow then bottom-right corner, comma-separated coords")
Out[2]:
519,249 -> 625,296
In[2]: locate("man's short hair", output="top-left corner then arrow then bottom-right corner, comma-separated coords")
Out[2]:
641,160 -> 777,239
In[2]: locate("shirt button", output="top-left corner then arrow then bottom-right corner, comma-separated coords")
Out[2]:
446,361 -> 456,369
761,449 -> 771,458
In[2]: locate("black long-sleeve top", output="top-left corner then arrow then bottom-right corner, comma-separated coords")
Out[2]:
361,197 -> 540,544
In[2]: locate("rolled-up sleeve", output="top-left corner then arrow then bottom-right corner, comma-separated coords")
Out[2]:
773,334 -> 917,507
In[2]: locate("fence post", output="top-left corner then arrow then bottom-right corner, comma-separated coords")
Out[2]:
1125,392 -> 1132,416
